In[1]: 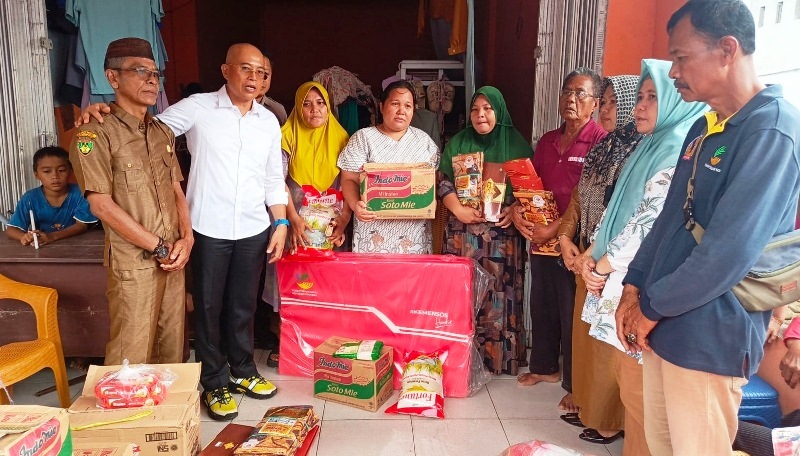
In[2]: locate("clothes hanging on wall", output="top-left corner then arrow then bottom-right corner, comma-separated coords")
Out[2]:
65,0 -> 166,95
417,0 -> 466,58
313,66 -> 378,127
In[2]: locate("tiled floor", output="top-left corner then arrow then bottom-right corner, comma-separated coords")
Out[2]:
7,350 -> 623,456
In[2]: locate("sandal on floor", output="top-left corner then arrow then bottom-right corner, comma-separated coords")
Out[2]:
579,429 -> 624,444
559,412 -> 585,428
266,351 -> 279,368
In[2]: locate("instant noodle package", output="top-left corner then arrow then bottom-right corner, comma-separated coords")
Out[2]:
359,163 -> 436,219
313,336 -> 393,412
234,406 -> 319,456
385,350 -> 447,419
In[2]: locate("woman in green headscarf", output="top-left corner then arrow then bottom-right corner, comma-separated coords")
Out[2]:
576,59 -> 707,454
437,86 -> 533,376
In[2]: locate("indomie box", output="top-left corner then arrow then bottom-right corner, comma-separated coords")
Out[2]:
0,405 -> 71,456
68,363 -> 201,456
360,163 -> 436,219
313,336 -> 393,412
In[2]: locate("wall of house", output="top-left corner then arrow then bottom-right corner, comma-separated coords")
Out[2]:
160,0 -> 199,102
474,0 -> 539,140
602,0 -> 684,76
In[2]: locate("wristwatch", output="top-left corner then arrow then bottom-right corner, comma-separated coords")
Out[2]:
151,237 -> 169,260
274,218 -> 290,228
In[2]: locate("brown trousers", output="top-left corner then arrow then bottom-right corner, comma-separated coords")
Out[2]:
616,350 -> 651,456
571,274 -> 625,431
105,266 -> 185,365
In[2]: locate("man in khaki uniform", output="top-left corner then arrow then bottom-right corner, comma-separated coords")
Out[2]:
70,37 -> 193,365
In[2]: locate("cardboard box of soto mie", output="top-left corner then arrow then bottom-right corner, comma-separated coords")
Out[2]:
313,337 -> 393,412
0,405 -> 71,456
68,363 -> 201,456
360,163 -> 436,219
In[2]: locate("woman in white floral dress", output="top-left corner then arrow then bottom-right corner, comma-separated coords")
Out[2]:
338,80 -> 439,254
573,59 -> 707,454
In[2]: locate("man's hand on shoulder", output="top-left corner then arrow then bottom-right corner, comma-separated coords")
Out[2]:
75,103 -> 112,127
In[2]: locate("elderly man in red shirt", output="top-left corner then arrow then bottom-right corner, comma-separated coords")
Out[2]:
514,68 -> 608,416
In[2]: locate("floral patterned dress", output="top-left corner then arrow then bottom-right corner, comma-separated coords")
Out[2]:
439,179 -> 527,375
581,168 -> 675,361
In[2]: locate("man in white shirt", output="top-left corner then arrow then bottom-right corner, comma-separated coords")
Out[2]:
80,43 -> 289,420
157,43 -> 288,420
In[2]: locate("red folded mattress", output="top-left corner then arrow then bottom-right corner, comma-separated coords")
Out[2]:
276,252 -> 481,397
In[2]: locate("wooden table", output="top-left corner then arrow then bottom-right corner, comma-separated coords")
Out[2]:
0,230 -> 109,357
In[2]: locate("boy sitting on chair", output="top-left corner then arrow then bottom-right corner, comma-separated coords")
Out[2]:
6,146 -> 97,246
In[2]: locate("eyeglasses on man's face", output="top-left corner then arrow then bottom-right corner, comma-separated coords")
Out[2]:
112,67 -> 161,80
559,89 -> 596,101
228,63 -> 268,80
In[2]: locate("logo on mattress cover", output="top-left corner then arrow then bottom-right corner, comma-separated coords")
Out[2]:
410,309 -> 452,329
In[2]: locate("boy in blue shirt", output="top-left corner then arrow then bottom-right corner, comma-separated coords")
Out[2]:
6,146 -> 97,245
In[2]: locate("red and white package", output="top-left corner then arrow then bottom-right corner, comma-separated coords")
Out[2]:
385,349 -> 448,419
94,360 -> 177,409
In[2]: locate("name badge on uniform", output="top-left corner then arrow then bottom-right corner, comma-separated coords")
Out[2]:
567,157 -> 584,163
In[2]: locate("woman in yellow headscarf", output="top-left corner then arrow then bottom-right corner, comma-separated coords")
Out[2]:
282,81 -> 351,250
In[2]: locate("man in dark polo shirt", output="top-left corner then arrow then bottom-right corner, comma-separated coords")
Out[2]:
70,37 -> 193,365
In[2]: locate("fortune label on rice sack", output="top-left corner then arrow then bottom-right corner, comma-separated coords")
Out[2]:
504,158 -> 561,256
385,349 -> 447,419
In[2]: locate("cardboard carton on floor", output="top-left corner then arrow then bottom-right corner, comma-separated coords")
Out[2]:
360,163 -> 436,219
72,442 -> 138,456
0,405 -> 71,456
68,363 -> 201,456
313,337 -> 393,412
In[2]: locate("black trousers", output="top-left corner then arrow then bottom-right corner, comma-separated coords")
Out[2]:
192,229 -> 269,390
528,254 -> 576,392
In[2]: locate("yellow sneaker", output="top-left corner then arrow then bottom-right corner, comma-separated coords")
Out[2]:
229,374 -> 277,399
203,386 -> 238,421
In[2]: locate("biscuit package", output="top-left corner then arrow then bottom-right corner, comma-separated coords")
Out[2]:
385,349 -> 447,419
504,158 -> 560,256
234,406 -> 319,456
451,152 -> 484,209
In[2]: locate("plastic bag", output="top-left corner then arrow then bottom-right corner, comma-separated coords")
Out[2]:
773,426 -> 800,455
333,340 -> 384,361
0,374 -> 12,404
94,359 -> 177,408
499,440 -> 598,456
385,349 -> 447,419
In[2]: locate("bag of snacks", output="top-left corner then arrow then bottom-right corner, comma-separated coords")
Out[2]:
234,405 -> 320,456
385,349 -> 447,419
94,360 -> 177,409
482,162 -> 507,222
296,186 -> 343,254
452,153 -> 484,209
333,340 -> 385,361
